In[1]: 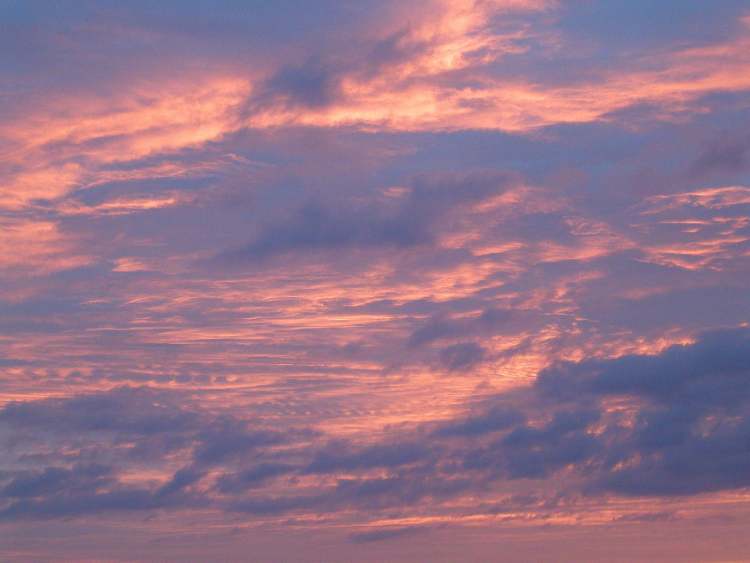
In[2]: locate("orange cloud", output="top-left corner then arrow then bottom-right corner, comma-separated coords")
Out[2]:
245,9 -> 750,132
0,217 -> 90,276
636,186 -> 750,270
0,76 -> 248,209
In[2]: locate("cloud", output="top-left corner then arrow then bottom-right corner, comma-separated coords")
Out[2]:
3,0 -> 750,555
215,463 -> 296,493
535,328 -> 750,495
463,408 -> 602,479
0,386 -> 201,436
691,132 -> 750,176
348,525 -> 430,543
438,342 -> 486,371
409,308 -> 516,347
156,466 -> 206,497
2,464 -> 113,500
225,170 -> 517,261
612,511 -> 678,523
241,5 -> 750,132
0,387 -> 307,519
434,405 -> 525,437
536,327 -> 750,403
0,460 -> 201,521
2,329 -> 750,525
305,440 -> 434,474
192,419 -> 288,465
230,199 -> 429,261
0,486 -> 193,521
260,58 -> 343,109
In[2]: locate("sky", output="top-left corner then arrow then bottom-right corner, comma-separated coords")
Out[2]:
2,1 -> 750,561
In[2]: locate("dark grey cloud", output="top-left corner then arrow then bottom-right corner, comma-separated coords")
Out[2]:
0,486 -> 195,521
215,463 -> 296,493
438,342 -> 486,372
463,409 -> 602,480
305,440 -> 434,474
537,327 -> 750,404
224,170 -> 517,262
0,461 -> 202,521
691,131 -> 750,176
192,419 -> 288,465
0,386 -> 200,436
262,57 -> 343,109
0,387 -> 307,519
434,328 -> 750,496
535,328 -> 750,496
156,466 -> 207,498
434,405 -> 525,438
2,464 -> 113,500
231,200 -> 430,261
409,308 -> 516,347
